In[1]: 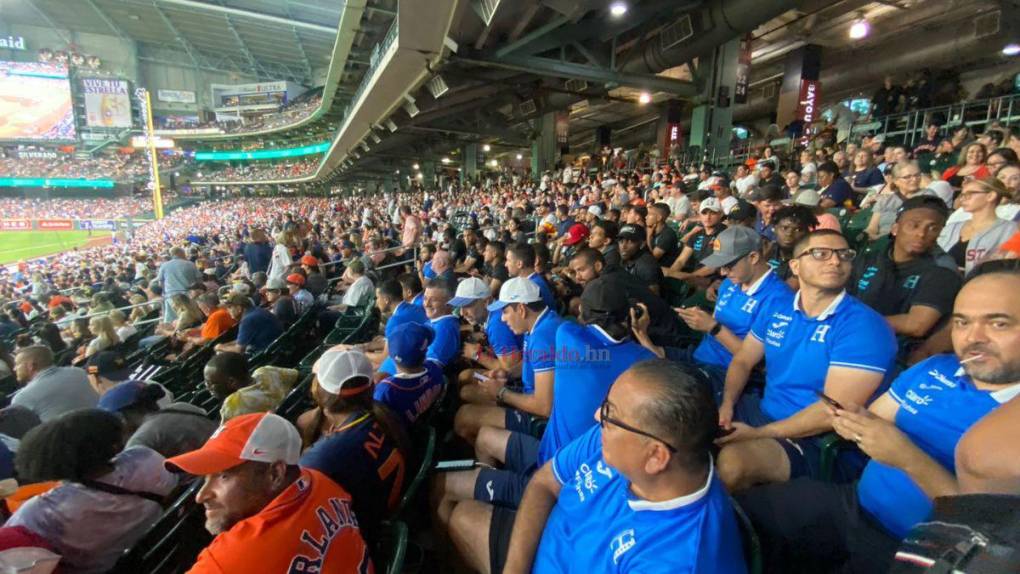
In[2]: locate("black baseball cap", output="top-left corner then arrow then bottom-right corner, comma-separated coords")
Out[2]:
580,276 -> 628,315
726,199 -> 757,222
617,224 -> 646,241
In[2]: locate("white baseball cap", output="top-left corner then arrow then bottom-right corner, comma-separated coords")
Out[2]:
487,277 -> 542,312
700,197 -> 723,213
587,205 -> 603,217
449,277 -> 492,307
793,190 -> 821,206
314,348 -> 374,395
165,412 -> 301,475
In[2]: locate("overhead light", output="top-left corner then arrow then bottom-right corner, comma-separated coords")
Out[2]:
395,169 -> 400,174
426,75 -> 449,98
403,95 -> 419,117
849,18 -> 870,40
1003,43 -> 1020,56
416,173 -> 423,180
441,157 -> 451,164
515,153 -> 523,160
413,163 -> 420,170
370,132 -> 381,144
361,142 -> 370,152
385,118 -> 398,132
609,1 -> 627,17
487,159 -> 498,167
638,92 -> 652,104
482,144 -> 491,152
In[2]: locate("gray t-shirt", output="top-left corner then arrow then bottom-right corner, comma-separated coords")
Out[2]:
126,403 -> 218,459
11,367 -> 99,422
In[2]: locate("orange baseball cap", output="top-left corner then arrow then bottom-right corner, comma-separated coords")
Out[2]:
300,255 -> 319,267
1000,231 -> 1020,255
286,273 -> 306,286
165,412 -> 301,475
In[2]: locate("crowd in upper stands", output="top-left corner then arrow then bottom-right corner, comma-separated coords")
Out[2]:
0,198 -> 154,220
160,95 -> 323,136
0,152 -> 183,183
191,157 -> 321,182
0,104 -> 1018,574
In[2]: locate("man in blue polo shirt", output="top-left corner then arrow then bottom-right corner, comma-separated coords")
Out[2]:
214,293 -> 283,355
715,230 -> 898,491
455,359 -> 747,574
505,242 -> 557,311
449,277 -> 523,402
379,279 -> 460,375
736,262 -> 1020,573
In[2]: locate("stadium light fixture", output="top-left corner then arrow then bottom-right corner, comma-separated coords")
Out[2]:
1003,43 -> 1020,56
370,132 -> 382,144
385,118 -> 398,132
638,92 -> 652,104
413,163 -> 420,170
403,95 -> 419,117
441,157 -> 451,164
482,144 -> 491,152
488,159 -> 498,167
516,153 -> 523,160
609,2 -> 627,17
849,18 -> 870,39
417,173 -> 424,180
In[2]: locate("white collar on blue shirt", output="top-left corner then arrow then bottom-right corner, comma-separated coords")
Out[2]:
627,457 -> 714,512
793,289 -> 846,321
743,269 -> 773,297
528,307 -> 550,335
952,364 -> 1020,404
431,314 -> 455,323
590,324 -> 625,344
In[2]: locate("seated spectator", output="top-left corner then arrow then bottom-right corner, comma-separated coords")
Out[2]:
793,190 -> 842,231
84,350 -> 132,396
203,351 -> 298,420
480,360 -> 747,574
505,243 -> 557,310
374,322 -> 446,427
300,255 -> 328,298
645,203 -> 681,267
737,261 -> 1020,573
95,380 -> 218,458
339,259 -> 374,309
942,142 -> 991,188
8,409 -> 178,573
864,161 -> 940,239
286,273 -> 314,313
716,230 -> 897,491
83,315 -> 119,359
166,412 -> 372,572
214,293 -> 283,355
817,161 -> 854,209
398,271 -> 425,308
297,349 -> 409,540
617,224 -> 666,294
108,310 -> 136,342
379,279 -> 460,375
938,177 -> 1018,274
262,277 -> 300,327
764,205 -> 817,289
449,277 -> 522,387
12,346 -> 98,422
663,199 -> 727,288
586,219 -> 622,268
750,184 -> 785,242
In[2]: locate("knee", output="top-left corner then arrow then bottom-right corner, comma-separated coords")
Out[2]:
458,381 -> 474,400
457,369 -> 473,386
453,406 -> 476,440
717,446 -> 751,491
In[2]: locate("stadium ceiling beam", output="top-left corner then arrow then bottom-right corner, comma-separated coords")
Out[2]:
284,5 -> 315,80
22,0 -> 71,44
84,0 -> 130,41
215,6 -> 265,81
151,2 -> 206,72
154,0 -> 336,35
452,53 -> 699,97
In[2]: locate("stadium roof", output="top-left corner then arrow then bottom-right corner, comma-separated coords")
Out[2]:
2,0 -> 397,86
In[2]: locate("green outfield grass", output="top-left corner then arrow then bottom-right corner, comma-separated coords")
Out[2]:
0,230 -> 111,264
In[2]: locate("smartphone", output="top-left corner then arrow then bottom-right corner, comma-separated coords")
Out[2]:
434,459 -> 478,472
473,372 -> 492,383
815,390 -> 844,411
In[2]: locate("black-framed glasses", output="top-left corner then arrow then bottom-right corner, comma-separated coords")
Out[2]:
599,398 -> 677,452
795,247 -> 856,262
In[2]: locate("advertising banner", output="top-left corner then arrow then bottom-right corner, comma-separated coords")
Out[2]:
157,89 -> 196,104
82,78 -> 133,128
14,147 -> 58,160
798,79 -> 821,124
735,33 -> 753,104
78,220 -> 116,231
37,219 -> 73,230
0,220 -> 31,231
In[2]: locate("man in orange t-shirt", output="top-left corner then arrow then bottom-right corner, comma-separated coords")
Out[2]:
166,413 -> 374,574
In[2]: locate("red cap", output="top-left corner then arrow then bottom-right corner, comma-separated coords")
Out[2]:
563,223 -> 590,246
300,255 -> 319,267
286,273 -> 306,286
165,413 -> 301,475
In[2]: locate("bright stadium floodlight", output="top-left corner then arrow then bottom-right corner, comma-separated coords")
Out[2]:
516,153 -> 523,160
370,132 -> 382,144
413,163 -> 420,170
638,91 -> 652,104
1003,43 -> 1020,56
385,118 -> 398,132
849,18 -> 870,40
610,1 -> 627,17
441,157 -> 451,164
482,144 -> 491,152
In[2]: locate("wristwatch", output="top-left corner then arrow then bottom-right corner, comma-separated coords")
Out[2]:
496,385 -> 510,405
708,322 -> 722,337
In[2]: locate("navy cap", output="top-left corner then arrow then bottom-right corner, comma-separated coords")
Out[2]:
98,380 -> 166,413
388,322 -> 434,367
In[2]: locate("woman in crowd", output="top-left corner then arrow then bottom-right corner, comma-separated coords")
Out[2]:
109,310 -> 137,342
798,149 -> 818,188
848,149 -> 885,196
938,177 -> 1018,274
84,316 -> 120,358
6,409 -> 178,573
942,142 -> 990,189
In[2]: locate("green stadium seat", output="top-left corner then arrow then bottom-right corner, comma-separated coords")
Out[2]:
109,480 -> 211,574
375,520 -> 408,574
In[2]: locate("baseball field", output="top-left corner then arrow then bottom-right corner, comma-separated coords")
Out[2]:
0,229 -> 111,265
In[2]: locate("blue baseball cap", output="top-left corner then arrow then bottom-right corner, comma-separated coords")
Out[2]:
388,322 -> 434,367
98,380 -> 167,413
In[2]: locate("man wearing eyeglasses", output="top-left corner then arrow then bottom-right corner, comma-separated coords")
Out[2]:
500,359 -> 747,574
715,230 -> 898,491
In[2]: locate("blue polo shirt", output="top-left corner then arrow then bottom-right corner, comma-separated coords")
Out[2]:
538,323 -> 655,464
374,359 -> 446,427
384,301 -> 428,339
237,306 -> 283,353
380,314 -> 461,375
857,354 -> 1020,537
749,291 -> 897,422
693,270 -> 792,368
423,261 -> 436,279
528,272 -> 558,311
521,308 -> 562,394
411,293 -> 424,308
485,309 -> 523,360
534,426 -> 747,574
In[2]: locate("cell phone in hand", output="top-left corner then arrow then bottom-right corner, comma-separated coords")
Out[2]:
434,459 -> 478,472
815,390 -> 844,411
473,372 -> 492,383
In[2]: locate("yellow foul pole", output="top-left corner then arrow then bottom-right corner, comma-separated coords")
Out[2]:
137,88 -> 164,220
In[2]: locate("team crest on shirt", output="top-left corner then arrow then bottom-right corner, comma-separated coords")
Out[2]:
610,529 -> 636,564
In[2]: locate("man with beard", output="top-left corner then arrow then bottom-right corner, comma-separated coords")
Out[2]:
737,260 -> 1020,574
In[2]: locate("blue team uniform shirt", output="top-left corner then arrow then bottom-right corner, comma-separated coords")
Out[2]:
692,270 -> 792,368
384,301 -> 428,339
379,314 -> 461,375
411,293 -> 425,308
748,290 -> 897,421
528,272 -> 558,311
374,360 -> 446,427
237,306 -> 283,352
857,354 -> 1020,537
521,309 -> 563,395
485,309 -> 523,359
533,426 -> 747,574
538,323 -> 655,464
422,261 -> 436,279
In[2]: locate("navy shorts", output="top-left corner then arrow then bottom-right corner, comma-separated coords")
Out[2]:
504,408 -> 535,434
733,392 -> 823,480
473,431 -> 539,508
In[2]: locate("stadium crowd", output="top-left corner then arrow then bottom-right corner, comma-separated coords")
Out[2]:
160,95 -> 323,136
0,152 -> 184,183
0,197 -> 154,220
191,157 -> 321,182
0,116 -> 1018,574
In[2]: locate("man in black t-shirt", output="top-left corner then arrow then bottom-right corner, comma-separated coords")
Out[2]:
663,197 -> 727,288
481,240 -> 510,295
617,223 -> 664,295
848,196 -> 962,351
763,205 -> 816,290
645,202 -> 681,267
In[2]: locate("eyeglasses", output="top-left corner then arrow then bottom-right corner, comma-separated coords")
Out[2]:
897,172 -> 922,180
795,247 -> 856,262
599,397 -> 677,452
959,190 -> 992,200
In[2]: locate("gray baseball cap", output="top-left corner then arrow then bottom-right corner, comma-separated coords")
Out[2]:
700,226 -> 762,268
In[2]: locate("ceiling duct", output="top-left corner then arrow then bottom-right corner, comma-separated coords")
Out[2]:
519,99 -> 538,116
564,79 -> 589,92
660,15 -> 695,51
